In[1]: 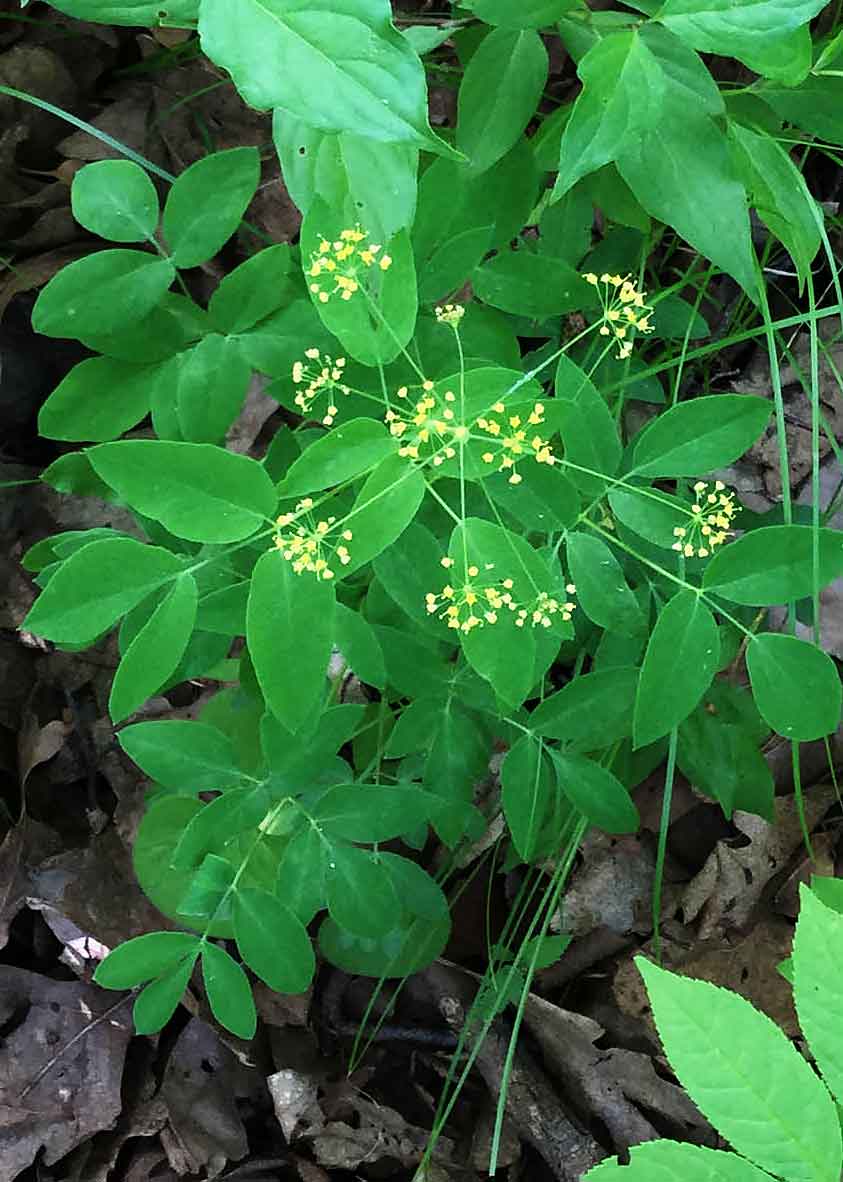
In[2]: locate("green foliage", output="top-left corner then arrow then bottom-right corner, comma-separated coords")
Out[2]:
29,3 -> 843,1072
586,885 -> 843,1182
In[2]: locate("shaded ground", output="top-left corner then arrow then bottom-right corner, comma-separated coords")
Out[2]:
2,5 -> 843,1181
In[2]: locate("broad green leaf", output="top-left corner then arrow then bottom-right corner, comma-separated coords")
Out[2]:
133,954 -> 198,1035
585,1140 -> 784,1182
171,788 -> 268,870
457,28 -> 548,175
531,667 -> 638,750
631,395 -> 771,477
94,931 -> 199,989
273,113 -> 418,243
43,0 -> 197,23
567,532 -> 645,636
277,826 -> 327,923
342,454 -> 426,575
279,420 -> 395,498
300,202 -> 418,366
638,957 -> 842,1182
234,886 -> 315,993
555,26 -> 723,198
553,751 -> 639,833
109,574 -> 197,722
473,248 -> 595,318
208,244 -> 295,334
747,633 -> 842,741
169,335 -> 252,444
201,941 -> 257,1039
178,852 -> 236,918
727,122 -> 820,289
656,0 -> 828,67
23,538 -> 181,644
334,603 -> 385,688
163,148 -> 260,269
118,720 -> 241,791
704,526 -> 843,605
38,356 -> 156,443
319,912 -> 450,977
32,250 -> 174,340
199,0 -> 453,155
311,783 -> 432,843
616,105 -> 755,296
247,550 -> 335,732
609,486 -> 689,547
71,159 -> 159,243
501,734 -> 555,862
793,885 -> 843,1106
462,0 -> 579,26
555,355 -> 622,497
634,590 -> 718,747
760,75 -> 843,147
325,845 -> 400,938
89,441 -> 276,543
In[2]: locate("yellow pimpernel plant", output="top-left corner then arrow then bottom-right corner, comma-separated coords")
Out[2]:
584,271 -> 654,359
426,557 -> 576,635
307,226 -> 392,304
671,480 -> 738,558
272,498 -> 353,580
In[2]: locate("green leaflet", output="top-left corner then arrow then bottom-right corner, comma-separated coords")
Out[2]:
638,958 -> 842,1182
746,633 -> 842,741
208,244 -> 295,334
234,887 -> 315,994
43,0 -> 198,23
656,0 -> 828,70
88,440 -> 277,543
163,148 -> 261,268
457,27 -> 548,175
32,250 -> 175,340
501,734 -> 555,862
634,589 -> 719,747
461,0 -> 579,25
552,751 -> 639,833
631,394 -> 771,478
279,419 -> 396,497
109,574 -> 198,723
792,885 -> 843,1106
22,538 -> 182,645
531,667 -> 638,750
118,720 -> 242,791
38,356 -> 157,443
133,955 -> 198,1035
199,0 -> 454,157
94,931 -> 200,989
586,1140 -> 790,1181
325,845 -> 400,938
71,160 -> 159,243
247,550 -> 336,732
167,334 -> 252,445
566,532 -> 645,637
703,525 -> 843,605
201,941 -> 257,1039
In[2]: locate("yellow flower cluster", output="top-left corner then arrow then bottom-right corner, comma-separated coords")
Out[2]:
435,303 -> 465,328
273,498 -> 353,580
307,227 -> 392,304
385,380 -> 470,466
475,401 -> 556,485
584,272 -> 654,360
425,557 -> 576,634
291,348 -> 351,426
671,480 -> 738,558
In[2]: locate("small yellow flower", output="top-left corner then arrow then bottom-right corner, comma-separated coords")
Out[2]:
306,225 -> 391,304
669,481 -> 738,559
435,302 -> 466,328
271,500 -> 352,580
585,271 -> 654,359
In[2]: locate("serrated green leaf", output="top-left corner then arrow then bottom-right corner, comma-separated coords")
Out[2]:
234,886 -> 315,993
22,538 -> 181,644
118,720 -> 242,791
201,941 -> 256,1039
247,551 -> 335,732
631,395 -> 770,478
747,633 -> 842,741
793,885 -> 843,1107
163,148 -> 260,268
634,590 -> 718,747
71,160 -> 159,243
585,1140 -> 779,1182
94,931 -> 200,989
89,440 -> 276,543
109,573 -> 197,722
32,250 -> 175,340
638,957 -> 842,1182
